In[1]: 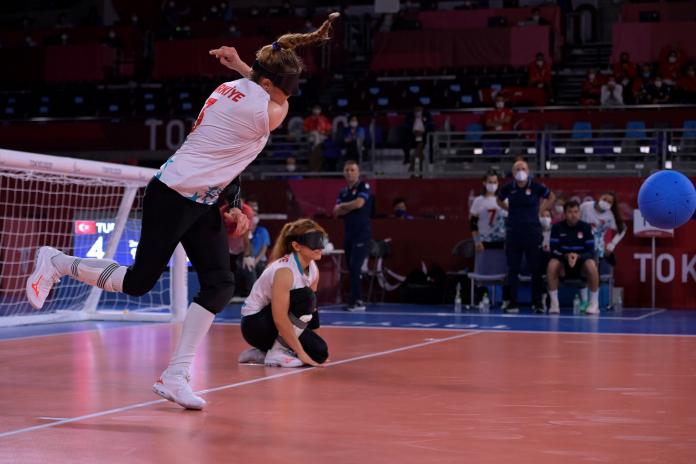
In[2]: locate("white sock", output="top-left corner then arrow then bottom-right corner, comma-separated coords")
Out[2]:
52,254 -> 126,292
167,302 -> 215,371
549,290 -> 559,306
580,287 -> 589,302
590,290 -> 599,306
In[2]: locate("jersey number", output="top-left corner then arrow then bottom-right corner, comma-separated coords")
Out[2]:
487,209 -> 497,226
191,97 -> 218,132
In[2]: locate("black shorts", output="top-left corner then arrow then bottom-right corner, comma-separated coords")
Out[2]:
562,258 -> 588,280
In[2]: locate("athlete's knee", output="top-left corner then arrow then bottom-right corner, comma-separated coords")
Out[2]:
194,270 -> 235,314
122,268 -> 161,297
287,287 -> 317,321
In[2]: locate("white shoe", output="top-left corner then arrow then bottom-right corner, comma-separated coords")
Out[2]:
345,301 -> 367,312
265,346 -> 303,368
152,367 -> 206,410
238,347 -> 266,364
26,246 -> 64,309
549,301 -> 560,314
586,302 -> 600,315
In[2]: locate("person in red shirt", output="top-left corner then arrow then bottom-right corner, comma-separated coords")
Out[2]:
528,52 -> 552,99
632,63 -> 654,104
676,64 -> 696,103
484,95 -> 514,132
659,48 -> 684,86
612,52 -> 637,103
303,104 -> 332,171
580,69 -> 603,106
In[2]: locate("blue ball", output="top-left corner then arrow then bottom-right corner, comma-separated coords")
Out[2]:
638,170 -> 696,229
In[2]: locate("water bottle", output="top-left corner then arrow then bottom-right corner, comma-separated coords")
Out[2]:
573,293 -> 581,314
615,293 -> 623,312
480,292 -> 490,313
454,283 -> 462,313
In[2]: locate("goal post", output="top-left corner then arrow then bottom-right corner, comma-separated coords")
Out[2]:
0,148 -> 188,327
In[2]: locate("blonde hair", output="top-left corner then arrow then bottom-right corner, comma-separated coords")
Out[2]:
251,12 -> 339,79
269,219 -> 327,262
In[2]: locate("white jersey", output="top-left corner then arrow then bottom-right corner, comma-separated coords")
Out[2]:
241,253 -> 318,317
580,201 -> 617,257
470,195 -> 507,242
156,78 -> 270,205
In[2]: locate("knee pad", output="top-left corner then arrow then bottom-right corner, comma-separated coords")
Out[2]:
193,270 -> 235,314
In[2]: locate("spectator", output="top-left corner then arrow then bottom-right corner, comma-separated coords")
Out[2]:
600,76 -> 624,106
580,192 -> 626,265
528,52 -> 552,98
580,69 -> 602,106
226,24 -> 241,38
659,49 -> 684,86
525,7 -> 550,26
102,29 -> 122,49
484,95 -> 514,133
333,160 -> 372,312
632,63 -> 654,104
343,115 -> 366,162
392,197 -> 414,220
540,209 -> 552,252
551,196 -> 566,224
303,104 -> 332,171
402,105 -> 433,172
677,64 -> 696,103
547,200 -> 599,315
497,160 -> 555,313
247,212 -> 271,280
647,76 -> 673,104
612,52 -> 637,103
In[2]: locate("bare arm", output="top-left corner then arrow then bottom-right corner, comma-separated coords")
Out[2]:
310,268 -> 320,292
208,46 -> 251,77
540,191 -> 556,213
271,269 -> 320,366
268,100 -> 289,132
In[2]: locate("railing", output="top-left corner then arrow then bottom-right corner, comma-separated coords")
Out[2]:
426,128 -> 696,176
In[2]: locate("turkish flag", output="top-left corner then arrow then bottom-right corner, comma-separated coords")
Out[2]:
74,220 -> 97,235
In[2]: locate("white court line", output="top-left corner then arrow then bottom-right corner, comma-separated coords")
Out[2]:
0,331 -> 480,440
634,309 -> 666,320
318,309 -> 662,321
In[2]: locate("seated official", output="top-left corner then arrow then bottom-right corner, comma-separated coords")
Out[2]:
546,200 -> 599,315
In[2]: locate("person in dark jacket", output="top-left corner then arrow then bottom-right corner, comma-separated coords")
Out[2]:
547,200 -> 599,315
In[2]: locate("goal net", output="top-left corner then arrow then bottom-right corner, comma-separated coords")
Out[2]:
0,149 -> 187,327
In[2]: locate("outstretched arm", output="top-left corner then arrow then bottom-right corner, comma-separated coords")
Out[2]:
209,46 -> 251,78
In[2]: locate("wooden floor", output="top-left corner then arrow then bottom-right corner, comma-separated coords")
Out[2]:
1,323 -> 695,463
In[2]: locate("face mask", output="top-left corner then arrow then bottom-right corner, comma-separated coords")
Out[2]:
485,183 -> 498,193
598,200 -> 611,212
312,109 -> 321,115
536,60 -> 543,66
495,101 -> 504,109
689,71 -> 695,77
349,121 -> 358,128
554,205 -> 564,214
588,73 -> 595,80
655,81 -> 662,88
533,15 -> 540,21
669,56 -> 677,64
514,170 -> 528,182
286,164 -> 296,172
252,216 -> 260,225
539,217 -> 551,229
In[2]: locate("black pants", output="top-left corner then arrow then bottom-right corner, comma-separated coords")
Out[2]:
505,231 -> 543,306
345,235 -> 371,304
121,178 -> 234,314
241,306 -> 328,364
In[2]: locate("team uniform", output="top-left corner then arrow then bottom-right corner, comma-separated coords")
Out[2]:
497,178 -> 551,308
470,195 -> 507,248
579,201 -> 625,259
336,181 -> 372,306
549,220 -> 595,279
240,253 -> 328,365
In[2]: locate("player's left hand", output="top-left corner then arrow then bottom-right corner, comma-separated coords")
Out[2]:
223,208 -> 250,238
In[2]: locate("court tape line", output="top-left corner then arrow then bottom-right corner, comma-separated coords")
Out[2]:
0,331 -> 480,440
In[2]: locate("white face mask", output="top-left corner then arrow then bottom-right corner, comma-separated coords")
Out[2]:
539,217 -> 551,229
536,60 -> 543,66
598,200 -> 611,212
349,121 -> 358,128
252,216 -> 260,225
655,81 -> 662,88
286,164 -> 296,172
514,170 -> 528,182
312,108 -> 321,115
588,73 -> 596,80
554,204 -> 564,214
669,56 -> 677,64
485,182 -> 498,193
495,101 -> 504,109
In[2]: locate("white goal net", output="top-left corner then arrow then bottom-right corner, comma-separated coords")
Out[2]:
0,149 -> 187,327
